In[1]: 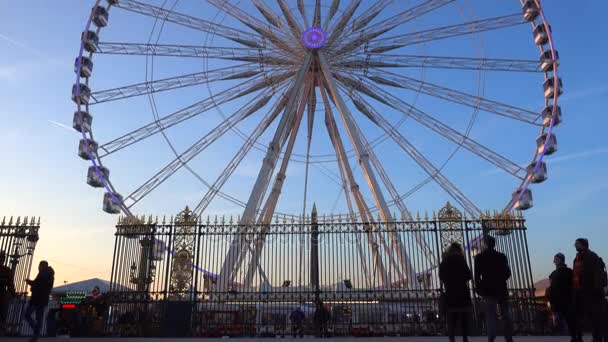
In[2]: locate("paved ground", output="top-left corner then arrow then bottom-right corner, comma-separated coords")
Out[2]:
0,337 -> 577,341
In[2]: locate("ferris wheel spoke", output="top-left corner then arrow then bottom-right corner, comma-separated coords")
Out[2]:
334,0 -> 453,57
360,68 -> 540,124
319,83 -> 389,286
122,84 -> 284,208
312,0 -> 322,28
192,90 -> 292,218
277,0 -> 305,42
89,63 -> 263,104
96,42 -> 292,65
98,72 -> 293,157
323,0 -> 341,31
321,53 -> 424,286
326,0 -> 362,47
206,0 -> 299,58
243,80 -> 313,286
341,77 -> 526,178
113,0 -> 264,48
362,13 -> 524,54
336,54 -> 542,72
296,0 -> 309,27
251,0 -> 283,28
217,54 -> 312,290
358,101 -> 482,216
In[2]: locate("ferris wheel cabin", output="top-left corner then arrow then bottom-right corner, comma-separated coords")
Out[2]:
540,50 -> 559,72
71,83 -> 91,105
92,6 -> 109,27
103,192 -> 123,214
533,24 -> 550,46
73,110 -> 92,133
527,162 -> 547,184
81,31 -> 99,53
522,0 -> 539,22
87,165 -> 110,188
512,189 -> 533,211
75,56 -> 93,78
543,77 -> 563,99
78,138 -> 98,160
542,105 -> 561,127
536,133 -> 557,155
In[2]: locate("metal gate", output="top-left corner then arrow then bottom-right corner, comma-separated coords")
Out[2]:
108,203 -> 535,337
0,216 -> 40,336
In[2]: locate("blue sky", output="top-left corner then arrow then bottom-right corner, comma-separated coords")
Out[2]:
0,0 -> 607,285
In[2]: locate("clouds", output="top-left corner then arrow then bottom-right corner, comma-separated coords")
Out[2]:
0,32 -> 44,57
0,65 -> 18,82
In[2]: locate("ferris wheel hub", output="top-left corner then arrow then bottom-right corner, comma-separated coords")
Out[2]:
302,27 -> 327,50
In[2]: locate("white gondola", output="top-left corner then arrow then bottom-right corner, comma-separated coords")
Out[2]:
543,77 -> 563,99
539,50 -> 559,72
103,192 -> 123,214
74,56 -> 94,78
87,165 -> 109,188
536,133 -> 557,155
72,83 -> 91,105
78,138 -> 99,160
533,24 -> 549,46
81,31 -> 99,53
542,105 -> 562,127
92,6 -> 109,27
527,162 -> 547,184
73,110 -> 93,132
512,189 -> 533,210
522,0 -> 539,22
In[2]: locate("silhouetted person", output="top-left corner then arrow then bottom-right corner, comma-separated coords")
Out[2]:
290,307 -> 305,337
439,242 -> 472,342
314,300 -> 330,337
572,238 -> 607,342
0,251 -> 16,335
24,261 -> 54,342
474,235 -> 513,342
547,253 -> 579,342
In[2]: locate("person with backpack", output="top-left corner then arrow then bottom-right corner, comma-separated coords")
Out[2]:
547,253 -> 580,342
474,235 -> 514,342
24,261 -> 55,342
572,238 -> 607,342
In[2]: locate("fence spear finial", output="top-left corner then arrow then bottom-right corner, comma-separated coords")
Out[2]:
16,217 -> 21,226
1,217 -> 5,226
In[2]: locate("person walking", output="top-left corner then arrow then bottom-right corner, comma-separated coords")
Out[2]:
572,238 -> 607,342
24,261 -> 54,342
439,242 -> 472,342
290,306 -> 305,338
0,251 -> 16,335
547,253 -> 580,342
474,235 -> 513,342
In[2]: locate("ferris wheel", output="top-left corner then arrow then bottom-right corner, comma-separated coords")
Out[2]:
73,0 -> 560,286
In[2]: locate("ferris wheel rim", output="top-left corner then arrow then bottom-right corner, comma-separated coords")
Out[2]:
73,0 -> 561,222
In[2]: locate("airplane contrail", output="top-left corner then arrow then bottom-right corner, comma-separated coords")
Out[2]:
48,120 -> 75,132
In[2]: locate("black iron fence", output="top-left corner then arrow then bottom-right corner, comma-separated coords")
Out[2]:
0,216 -> 39,336
108,204 -> 536,337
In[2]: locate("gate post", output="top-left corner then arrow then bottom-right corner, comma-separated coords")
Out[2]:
310,204 -> 320,304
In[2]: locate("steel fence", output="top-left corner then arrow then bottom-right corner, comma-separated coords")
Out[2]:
108,204 -> 536,337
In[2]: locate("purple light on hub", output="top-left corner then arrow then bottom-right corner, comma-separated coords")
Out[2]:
302,27 -> 327,49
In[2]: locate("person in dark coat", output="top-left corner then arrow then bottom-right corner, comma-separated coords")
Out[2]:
547,253 -> 579,342
572,238 -> 607,342
474,235 -> 513,342
0,251 -> 16,335
439,242 -> 472,342
24,261 -> 54,342
290,307 -> 305,337
313,300 -> 330,337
